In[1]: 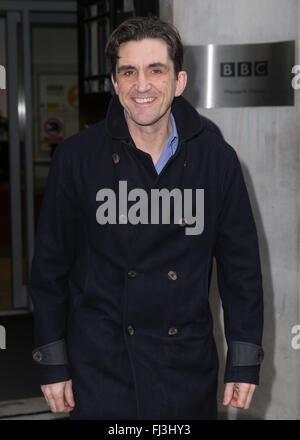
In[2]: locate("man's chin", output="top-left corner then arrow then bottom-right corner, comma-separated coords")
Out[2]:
133,120 -> 158,127
127,113 -> 164,127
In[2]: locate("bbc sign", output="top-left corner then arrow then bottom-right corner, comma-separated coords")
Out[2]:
183,41 -> 294,107
220,61 -> 268,77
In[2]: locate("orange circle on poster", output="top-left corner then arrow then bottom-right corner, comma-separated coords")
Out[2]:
67,84 -> 78,110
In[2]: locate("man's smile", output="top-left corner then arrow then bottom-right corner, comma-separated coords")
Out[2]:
130,97 -> 157,105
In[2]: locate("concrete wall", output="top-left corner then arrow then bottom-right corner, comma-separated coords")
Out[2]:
161,0 -> 300,419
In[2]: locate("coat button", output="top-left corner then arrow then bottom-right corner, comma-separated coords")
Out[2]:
127,325 -> 135,336
33,351 -> 43,362
128,269 -> 137,278
168,327 -> 178,336
119,214 -> 128,224
178,218 -> 187,227
168,270 -> 177,280
258,349 -> 264,363
112,153 -> 120,164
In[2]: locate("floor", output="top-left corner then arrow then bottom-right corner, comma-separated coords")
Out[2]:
0,397 -> 68,420
0,312 -> 70,419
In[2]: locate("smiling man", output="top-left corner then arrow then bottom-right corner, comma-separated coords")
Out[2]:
29,16 -> 264,420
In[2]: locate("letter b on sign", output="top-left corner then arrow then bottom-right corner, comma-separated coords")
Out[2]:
220,63 -> 235,77
238,62 -> 252,76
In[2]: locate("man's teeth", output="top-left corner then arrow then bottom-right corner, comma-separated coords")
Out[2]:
134,97 -> 155,103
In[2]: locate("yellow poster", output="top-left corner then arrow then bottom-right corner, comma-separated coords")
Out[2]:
38,74 -> 79,156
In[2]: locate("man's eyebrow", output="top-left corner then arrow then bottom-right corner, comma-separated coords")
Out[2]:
117,62 -> 169,73
148,62 -> 169,70
117,65 -> 136,73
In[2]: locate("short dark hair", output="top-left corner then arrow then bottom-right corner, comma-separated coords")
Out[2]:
105,16 -> 184,80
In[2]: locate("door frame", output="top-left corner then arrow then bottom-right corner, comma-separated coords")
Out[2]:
0,1 -> 77,311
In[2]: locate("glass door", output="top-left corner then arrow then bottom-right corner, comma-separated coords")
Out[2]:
0,12 -> 11,310
0,1 -> 77,313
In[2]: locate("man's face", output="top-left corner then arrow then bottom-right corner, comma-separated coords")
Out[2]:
111,38 -> 187,127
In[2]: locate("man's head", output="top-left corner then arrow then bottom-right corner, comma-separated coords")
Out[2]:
105,16 -> 187,128
105,16 -> 184,81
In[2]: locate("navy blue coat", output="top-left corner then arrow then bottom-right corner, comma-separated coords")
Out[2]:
29,95 -> 264,420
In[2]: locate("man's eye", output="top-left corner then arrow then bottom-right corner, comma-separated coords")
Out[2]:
124,71 -> 134,76
152,69 -> 161,74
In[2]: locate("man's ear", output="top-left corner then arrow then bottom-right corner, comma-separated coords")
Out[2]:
175,71 -> 187,97
111,73 -> 119,95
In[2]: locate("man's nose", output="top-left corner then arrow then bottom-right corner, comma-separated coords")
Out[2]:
135,72 -> 151,93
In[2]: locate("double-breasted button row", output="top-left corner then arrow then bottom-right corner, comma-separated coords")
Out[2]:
127,324 -> 135,336
128,270 -> 177,279
128,270 -> 177,280
119,214 -> 128,224
178,218 -> 187,227
168,327 -> 178,336
128,269 -> 137,278
119,215 -> 186,226
168,270 -> 177,281
126,325 -> 178,336
112,153 -> 120,164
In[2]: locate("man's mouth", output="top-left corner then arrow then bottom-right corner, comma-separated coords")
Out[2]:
131,97 -> 157,104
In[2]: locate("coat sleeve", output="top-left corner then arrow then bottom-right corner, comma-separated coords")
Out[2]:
214,146 -> 264,385
29,142 -> 78,385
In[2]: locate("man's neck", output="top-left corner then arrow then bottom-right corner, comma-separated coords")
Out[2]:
126,111 -> 173,164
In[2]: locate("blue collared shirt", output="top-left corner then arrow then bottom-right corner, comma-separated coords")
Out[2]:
123,110 -> 179,175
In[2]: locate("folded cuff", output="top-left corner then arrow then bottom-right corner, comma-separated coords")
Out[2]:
224,365 -> 261,385
32,339 -> 69,366
231,341 -> 264,367
36,364 -> 71,386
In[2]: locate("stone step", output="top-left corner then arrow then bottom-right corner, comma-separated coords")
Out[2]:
0,396 -> 69,420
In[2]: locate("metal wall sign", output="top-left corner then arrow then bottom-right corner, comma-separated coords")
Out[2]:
183,41 -> 295,108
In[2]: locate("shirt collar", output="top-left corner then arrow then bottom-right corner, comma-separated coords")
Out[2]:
167,112 -> 178,152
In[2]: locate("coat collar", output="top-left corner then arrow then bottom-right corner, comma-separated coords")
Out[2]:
105,94 -> 204,144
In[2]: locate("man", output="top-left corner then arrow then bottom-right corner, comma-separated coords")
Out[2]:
29,16 -> 264,420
